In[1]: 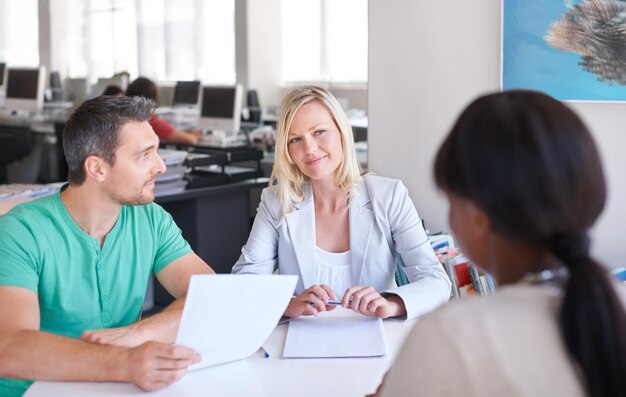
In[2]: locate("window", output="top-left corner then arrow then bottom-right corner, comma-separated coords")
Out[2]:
51,0 -> 138,81
51,0 -> 235,84
281,0 -> 368,85
0,0 -> 39,67
137,0 -> 236,84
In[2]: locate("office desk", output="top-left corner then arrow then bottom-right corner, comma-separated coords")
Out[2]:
26,314 -> 416,397
155,178 -> 268,276
0,114 -> 66,184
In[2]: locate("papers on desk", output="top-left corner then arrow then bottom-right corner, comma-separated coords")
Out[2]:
283,308 -> 387,358
0,184 -> 57,202
176,274 -> 297,371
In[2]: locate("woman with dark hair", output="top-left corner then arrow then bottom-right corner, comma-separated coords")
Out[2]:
371,90 -> 626,397
126,77 -> 202,146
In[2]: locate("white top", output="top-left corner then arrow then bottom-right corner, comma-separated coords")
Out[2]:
380,285 -> 587,397
315,246 -> 351,296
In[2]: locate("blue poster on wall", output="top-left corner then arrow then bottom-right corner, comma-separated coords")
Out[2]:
502,0 -> 626,101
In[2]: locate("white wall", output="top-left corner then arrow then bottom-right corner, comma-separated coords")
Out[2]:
246,0 -> 283,108
368,1 -> 626,267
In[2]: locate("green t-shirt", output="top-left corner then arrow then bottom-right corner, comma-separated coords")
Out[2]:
0,189 -> 192,396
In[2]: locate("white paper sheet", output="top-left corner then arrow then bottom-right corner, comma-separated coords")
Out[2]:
282,308 -> 387,358
176,274 -> 297,370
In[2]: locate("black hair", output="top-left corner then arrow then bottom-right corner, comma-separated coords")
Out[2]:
126,77 -> 159,102
101,85 -> 124,96
63,95 -> 156,185
434,90 -> 626,397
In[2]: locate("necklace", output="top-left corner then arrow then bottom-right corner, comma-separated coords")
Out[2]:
519,267 -> 569,285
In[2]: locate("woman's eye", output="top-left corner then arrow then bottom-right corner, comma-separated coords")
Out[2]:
315,129 -> 326,136
289,137 -> 301,144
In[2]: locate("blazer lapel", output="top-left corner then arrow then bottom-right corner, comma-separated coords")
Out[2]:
286,185 -> 317,288
349,182 -> 374,286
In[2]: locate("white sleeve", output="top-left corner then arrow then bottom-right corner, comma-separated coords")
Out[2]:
231,188 -> 281,275
384,180 -> 452,319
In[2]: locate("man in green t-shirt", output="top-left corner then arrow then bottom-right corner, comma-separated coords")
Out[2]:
0,96 -> 215,396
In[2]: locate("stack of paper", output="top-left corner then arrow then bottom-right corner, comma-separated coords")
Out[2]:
283,309 -> 387,358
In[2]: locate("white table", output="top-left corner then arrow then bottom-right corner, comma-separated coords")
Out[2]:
25,315 -> 416,397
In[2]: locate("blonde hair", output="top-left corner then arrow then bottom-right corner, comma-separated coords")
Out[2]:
271,86 -> 363,219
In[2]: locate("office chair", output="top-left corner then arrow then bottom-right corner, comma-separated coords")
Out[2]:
247,89 -> 262,124
0,125 -> 33,184
54,122 -> 69,182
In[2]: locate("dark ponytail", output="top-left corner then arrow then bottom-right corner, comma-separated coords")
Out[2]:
554,234 -> 626,397
434,90 -> 626,397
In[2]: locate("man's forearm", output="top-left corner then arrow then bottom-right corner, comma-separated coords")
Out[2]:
80,297 -> 187,347
0,330 -> 127,382
130,296 -> 187,344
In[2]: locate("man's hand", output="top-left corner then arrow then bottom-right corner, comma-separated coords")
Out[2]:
187,129 -> 204,138
124,341 -> 200,391
81,324 -> 145,347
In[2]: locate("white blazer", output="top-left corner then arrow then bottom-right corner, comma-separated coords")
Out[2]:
232,175 -> 451,320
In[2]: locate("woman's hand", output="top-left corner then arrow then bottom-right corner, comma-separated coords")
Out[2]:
342,286 -> 406,319
284,284 -> 338,318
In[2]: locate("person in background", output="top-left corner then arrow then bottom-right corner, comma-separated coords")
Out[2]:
371,90 -> 626,397
102,85 -> 124,96
0,96 -> 215,396
232,86 -> 451,321
126,77 -> 202,146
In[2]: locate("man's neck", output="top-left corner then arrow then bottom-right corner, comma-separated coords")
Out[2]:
60,183 -> 122,246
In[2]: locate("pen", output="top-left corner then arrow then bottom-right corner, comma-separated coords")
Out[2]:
308,299 -> 352,307
258,346 -> 269,358
308,299 -> 341,306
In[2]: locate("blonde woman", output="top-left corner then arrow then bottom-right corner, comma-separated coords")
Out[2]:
232,86 -> 450,320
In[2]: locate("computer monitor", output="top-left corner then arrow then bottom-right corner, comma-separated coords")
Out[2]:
4,66 -> 46,113
173,80 -> 201,106
198,84 -> 243,134
157,83 -> 175,107
90,75 -> 129,98
63,77 -> 89,106
0,63 -> 6,87
246,89 -> 262,124
49,71 -> 62,89
49,71 -> 63,101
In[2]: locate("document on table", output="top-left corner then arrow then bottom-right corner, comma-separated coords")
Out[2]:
176,274 -> 297,371
283,309 -> 387,358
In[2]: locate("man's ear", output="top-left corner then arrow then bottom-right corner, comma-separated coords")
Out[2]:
84,155 -> 107,182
